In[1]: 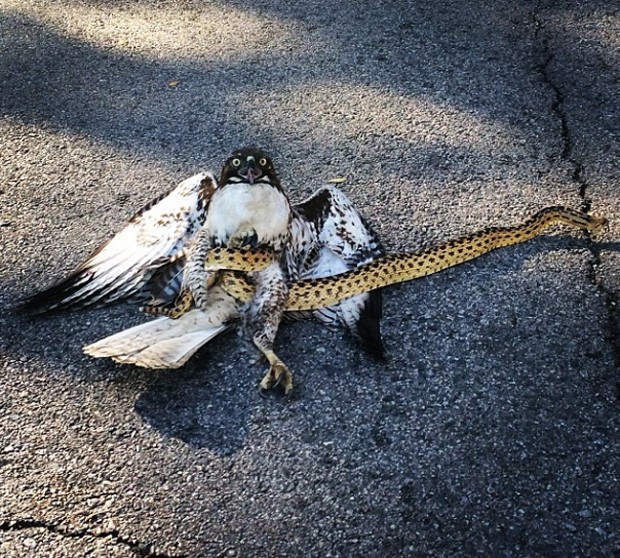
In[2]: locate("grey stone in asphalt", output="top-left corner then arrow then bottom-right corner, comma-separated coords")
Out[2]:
1,0 -> 618,556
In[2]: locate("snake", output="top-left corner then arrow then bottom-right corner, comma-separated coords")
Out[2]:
200,206 -> 607,312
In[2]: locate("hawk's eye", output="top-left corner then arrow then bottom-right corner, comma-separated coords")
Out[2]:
259,157 -> 268,167
231,158 -> 241,168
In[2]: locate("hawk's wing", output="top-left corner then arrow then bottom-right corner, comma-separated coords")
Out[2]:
289,185 -> 386,357
19,172 -> 217,314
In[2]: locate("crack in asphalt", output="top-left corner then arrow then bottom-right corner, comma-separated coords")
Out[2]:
532,8 -> 620,399
532,10 -> 587,204
0,518 -> 187,558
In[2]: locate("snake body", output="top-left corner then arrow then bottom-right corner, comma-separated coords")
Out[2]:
204,207 -> 606,311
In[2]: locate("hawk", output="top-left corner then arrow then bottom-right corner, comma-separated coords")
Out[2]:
20,147 -> 606,394
20,147 -> 385,394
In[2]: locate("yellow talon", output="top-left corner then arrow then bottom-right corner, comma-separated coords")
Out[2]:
228,228 -> 258,249
257,348 -> 293,395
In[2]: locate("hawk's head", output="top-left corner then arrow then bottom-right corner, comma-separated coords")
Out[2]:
220,147 -> 281,189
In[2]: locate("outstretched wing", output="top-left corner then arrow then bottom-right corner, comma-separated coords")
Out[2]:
289,185 -> 386,357
19,172 -> 217,314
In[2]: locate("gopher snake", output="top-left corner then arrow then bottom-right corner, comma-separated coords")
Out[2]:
207,206 -> 606,310
147,207 -> 606,318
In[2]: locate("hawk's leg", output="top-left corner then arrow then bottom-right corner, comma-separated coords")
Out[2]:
142,261 -> 218,321
246,263 -> 292,394
144,228 -> 262,319
184,228 -> 219,311
147,229 -> 221,319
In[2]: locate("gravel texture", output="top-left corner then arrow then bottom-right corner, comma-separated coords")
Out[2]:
1,0 -> 618,556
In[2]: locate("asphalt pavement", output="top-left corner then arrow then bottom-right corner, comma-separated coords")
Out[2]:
1,0 -> 618,556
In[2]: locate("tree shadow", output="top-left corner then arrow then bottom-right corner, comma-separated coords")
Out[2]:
0,6 -> 542,169
3,1 -> 617,196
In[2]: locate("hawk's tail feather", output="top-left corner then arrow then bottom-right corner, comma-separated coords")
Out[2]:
83,309 -> 231,369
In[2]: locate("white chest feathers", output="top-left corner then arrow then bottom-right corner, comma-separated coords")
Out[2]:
204,182 -> 291,247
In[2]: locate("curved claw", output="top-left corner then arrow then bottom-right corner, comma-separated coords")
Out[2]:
240,232 -> 259,248
259,361 -> 293,396
272,372 -> 283,389
229,228 -> 259,249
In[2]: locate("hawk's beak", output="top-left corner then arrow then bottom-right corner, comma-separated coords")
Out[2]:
239,158 -> 259,184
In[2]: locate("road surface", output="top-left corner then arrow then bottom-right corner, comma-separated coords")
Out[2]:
1,0 -> 618,556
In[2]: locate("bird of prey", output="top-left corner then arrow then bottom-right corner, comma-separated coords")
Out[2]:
20,147 -> 385,394
20,147 -> 607,394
